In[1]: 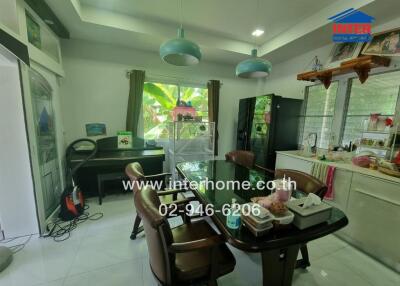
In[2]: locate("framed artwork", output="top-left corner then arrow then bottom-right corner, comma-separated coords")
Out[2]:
325,42 -> 363,68
362,28 -> 400,56
117,131 -> 133,149
26,12 -> 41,49
85,123 -> 107,136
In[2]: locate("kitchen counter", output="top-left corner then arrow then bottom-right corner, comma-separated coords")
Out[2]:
276,150 -> 400,272
276,150 -> 400,184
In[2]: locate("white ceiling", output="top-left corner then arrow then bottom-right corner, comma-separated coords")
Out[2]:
45,0 -> 400,65
79,0 -> 333,44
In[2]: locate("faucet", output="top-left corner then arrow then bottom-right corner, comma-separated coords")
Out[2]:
307,133 -> 318,154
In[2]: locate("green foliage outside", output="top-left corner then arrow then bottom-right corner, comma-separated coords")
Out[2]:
143,82 -> 208,139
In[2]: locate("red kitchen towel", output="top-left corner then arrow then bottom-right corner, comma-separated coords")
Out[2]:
324,165 -> 336,200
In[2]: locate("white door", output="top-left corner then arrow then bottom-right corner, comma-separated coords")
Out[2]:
29,67 -> 62,217
20,62 -> 64,233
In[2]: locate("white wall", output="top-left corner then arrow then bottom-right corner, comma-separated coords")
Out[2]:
59,39 -> 258,157
0,46 -> 39,238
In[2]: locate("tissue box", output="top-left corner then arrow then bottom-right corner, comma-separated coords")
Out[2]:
286,198 -> 332,230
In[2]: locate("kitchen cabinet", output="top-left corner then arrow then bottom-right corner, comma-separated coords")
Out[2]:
275,151 -> 400,272
346,173 -> 400,272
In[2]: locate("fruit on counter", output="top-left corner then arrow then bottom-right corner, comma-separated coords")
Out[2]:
352,155 -> 371,168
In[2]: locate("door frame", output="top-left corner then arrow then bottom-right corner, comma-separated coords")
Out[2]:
20,61 -> 64,234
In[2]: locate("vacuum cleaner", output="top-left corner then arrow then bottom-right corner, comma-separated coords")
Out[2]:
59,138 -> 98,221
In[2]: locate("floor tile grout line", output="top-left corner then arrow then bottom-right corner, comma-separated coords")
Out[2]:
311,244 -> 348,262
60,232 -> 86,286
61,256 -> 146,282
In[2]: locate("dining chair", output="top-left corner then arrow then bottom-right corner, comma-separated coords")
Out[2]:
125,162 -> 189,240
135,185 -> 236,286
275,169 -> 328,269
225,150 -> 276,176
225,150 -> 255,168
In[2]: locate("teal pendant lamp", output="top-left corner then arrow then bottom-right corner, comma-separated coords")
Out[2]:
160,0 -> 201,66
160,27 -> 201,66
236,49 -> 272,78
236,0 -> 272,78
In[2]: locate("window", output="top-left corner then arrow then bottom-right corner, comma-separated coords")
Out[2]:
300,82 -> 338,149
142,82 -> 208,139
342,71 -> 400,146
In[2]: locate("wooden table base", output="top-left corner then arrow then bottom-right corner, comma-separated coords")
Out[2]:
261,244 -> 300,286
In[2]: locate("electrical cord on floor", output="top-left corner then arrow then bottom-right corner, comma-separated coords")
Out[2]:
45,205 -> 103,242
0,237 -> 17,244
0,234 -> 33,254
9,235 -> 32,254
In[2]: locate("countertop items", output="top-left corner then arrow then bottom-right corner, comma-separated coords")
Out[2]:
276,150 -> 400,184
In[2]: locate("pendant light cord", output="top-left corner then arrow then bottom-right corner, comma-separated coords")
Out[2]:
179,0 -> 183,29
254,0 -> 260,48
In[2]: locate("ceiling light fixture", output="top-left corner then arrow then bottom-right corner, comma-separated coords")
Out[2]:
252,29 -> 264,37
236,0 -> 272,79
235,49 -> 272,78
159,0 -> 201,66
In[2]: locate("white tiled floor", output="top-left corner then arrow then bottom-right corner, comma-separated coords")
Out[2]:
0,194 -> 399,286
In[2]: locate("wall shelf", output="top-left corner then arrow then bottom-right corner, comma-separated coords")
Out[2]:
297,55 -> 391,89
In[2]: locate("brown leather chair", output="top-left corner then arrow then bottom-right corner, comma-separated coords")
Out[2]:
275,169 -> 328,269
225,150 -> 255,168
225,150 -> 275,175
126,162 -> 188,240
275,169 -> 327,199
135,186 -> 236,286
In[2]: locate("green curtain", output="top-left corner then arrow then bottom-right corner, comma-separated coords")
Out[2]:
126,70 -> 145,136
208,80 -> 220,155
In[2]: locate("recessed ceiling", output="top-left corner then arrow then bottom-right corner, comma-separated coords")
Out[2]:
45,0 -> 400,65
79,0 -> 334,44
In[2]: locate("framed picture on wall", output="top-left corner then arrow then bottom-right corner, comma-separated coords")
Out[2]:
26,12 -> 41,49
85,123 -> 107,136
362,28 -> 400,56
325,42 -> 363,68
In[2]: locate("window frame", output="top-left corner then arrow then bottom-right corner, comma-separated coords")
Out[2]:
299,81 -> 339,149
339,69 -> 400,145
142,79 -> 209,140
300,67 -> 400,149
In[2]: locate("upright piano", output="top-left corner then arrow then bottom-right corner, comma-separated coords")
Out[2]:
69,136 -> 165,198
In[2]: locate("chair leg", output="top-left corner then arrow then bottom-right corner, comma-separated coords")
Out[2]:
130,214 -> 143,240
296,244 -> 311,269
207,279 -> 218,286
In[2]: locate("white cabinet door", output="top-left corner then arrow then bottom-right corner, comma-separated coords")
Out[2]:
324,169 -> 352,212
324,169 -> 353,237
346,173 -> 400,271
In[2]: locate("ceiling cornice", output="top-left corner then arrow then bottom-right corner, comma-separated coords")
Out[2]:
258,0 -> 375,57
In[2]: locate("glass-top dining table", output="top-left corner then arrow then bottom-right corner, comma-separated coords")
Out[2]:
176,160 -> 348,286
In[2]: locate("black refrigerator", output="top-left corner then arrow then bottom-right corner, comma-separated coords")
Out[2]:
236,94 -> 303,170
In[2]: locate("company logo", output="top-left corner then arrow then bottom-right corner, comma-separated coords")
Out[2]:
329,8 -> 374,42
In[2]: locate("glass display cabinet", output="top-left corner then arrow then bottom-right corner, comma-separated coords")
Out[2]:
168,121 -> 215,179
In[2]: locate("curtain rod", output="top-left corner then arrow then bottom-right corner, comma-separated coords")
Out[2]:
125,70 -> 223,86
